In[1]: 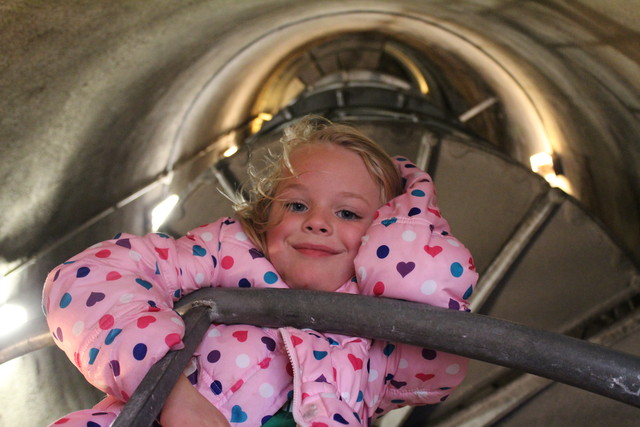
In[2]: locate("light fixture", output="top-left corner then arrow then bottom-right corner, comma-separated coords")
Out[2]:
223,145 -> 239,157
0,303 -> 28,337
151,194 -> 180,232
529,152 -> 571,193
250,112 -> 273,134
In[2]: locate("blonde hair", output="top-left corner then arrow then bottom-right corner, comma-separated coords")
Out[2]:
233,115 -> 403,254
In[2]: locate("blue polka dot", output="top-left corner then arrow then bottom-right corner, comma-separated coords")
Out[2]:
88,348 -> 99,365
192,245 -> 206,257
238,278 -> 251,288
264,271 -> 278,284
136,278 -> 153,290
261,416 -> 273,425
376,245 -> 390,259
396,157 -> 407,161
231,405 -> 248,423
463,285 -> 473,300
404,164 -> 417,168
383,343 -> 395,356
174,289 -> 182,298
211,255 -> 217,268
133,343 -> 147,360
450,262 -> 464,278
88,422 -> 101,427
59,293 -> 72,308
357,390 -> 364,402
105,329 -> 122,345
210,380 -> 223,395
408,207 -> 421,216
76,267 -> 90,278
410,189 -> 426,197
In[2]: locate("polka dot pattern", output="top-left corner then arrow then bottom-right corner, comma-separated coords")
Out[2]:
42,153 -> 476,425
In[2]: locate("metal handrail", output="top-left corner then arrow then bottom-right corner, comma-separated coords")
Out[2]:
112,288 -> 640,426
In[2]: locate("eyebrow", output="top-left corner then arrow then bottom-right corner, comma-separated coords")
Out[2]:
277,184 -> 375,206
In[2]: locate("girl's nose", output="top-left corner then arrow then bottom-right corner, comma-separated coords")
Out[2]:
303,211 -> 332,234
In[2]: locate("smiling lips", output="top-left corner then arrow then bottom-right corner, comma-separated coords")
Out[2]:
292,243 -> 340,257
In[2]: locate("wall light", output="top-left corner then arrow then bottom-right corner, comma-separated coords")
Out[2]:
0,303 -> 28,337
223,145 -> 239,157
250,112 -> 273,134
151,194 -> 180,232
529,152 -> 571,193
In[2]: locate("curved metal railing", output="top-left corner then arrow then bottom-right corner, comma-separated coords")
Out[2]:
110,288 -> 640,426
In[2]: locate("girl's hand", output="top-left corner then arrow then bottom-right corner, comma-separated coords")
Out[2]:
160,375 -> 230,427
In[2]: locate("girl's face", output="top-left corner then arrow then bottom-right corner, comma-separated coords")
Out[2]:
266,143 -> 382,292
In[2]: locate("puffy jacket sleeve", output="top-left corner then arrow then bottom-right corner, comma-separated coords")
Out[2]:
354,156 -> 477,308
42,217 -> 287,401
353,156 -> 478,414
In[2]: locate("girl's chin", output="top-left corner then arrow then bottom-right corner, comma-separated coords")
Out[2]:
287,276 -> 347,292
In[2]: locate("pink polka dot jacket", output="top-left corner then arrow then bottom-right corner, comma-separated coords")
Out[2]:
42,157 -> 478,426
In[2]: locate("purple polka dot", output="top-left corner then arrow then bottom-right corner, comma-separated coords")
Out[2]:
56,327 -> 63,342
261,336 -> 276,351
53,269 -> 60,281
110,360 -> 121,376
133,343 -> 147,360
408,207 -> 421,216
376,245 -> 390,259
422,348 -> 437,360
449,299 -> 461,310
207,350 -> 221,363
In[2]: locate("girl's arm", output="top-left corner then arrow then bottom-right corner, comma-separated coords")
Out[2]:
42,218 -> 286,403
354,156 -> 477,311
353,157 -> 478,413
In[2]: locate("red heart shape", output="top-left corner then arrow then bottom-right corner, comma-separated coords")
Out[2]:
348,354 -> 363,371
154,247 -> 169,260
95,249 -> 111,258
106,271 -> 122,281
232,330 -> 248,342
137,316 -> 156,329
424,245 -> 443,257
415,373 -> 435,382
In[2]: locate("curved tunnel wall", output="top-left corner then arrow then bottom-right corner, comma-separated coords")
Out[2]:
1,1 -> 639,426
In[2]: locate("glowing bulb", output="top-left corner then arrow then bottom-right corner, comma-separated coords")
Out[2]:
0,303 -> 28,337
250,112 -> 273,134
151,194 -> 179,231
529,152 -> 554,174
223,145 -> 238,157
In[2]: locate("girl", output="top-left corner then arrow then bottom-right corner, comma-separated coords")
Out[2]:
43,116 -> 478,426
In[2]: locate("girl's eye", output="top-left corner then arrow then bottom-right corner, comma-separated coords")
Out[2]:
337,210 -> 361,221
285,202 -> 307,213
